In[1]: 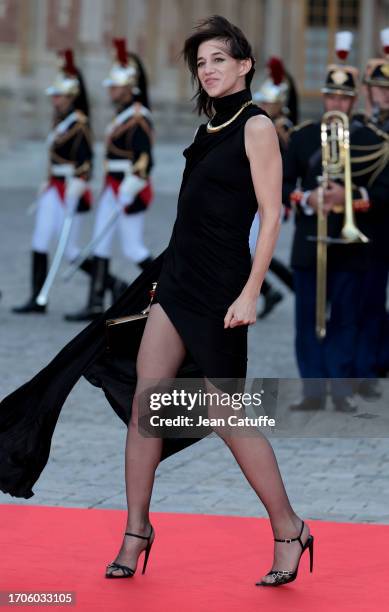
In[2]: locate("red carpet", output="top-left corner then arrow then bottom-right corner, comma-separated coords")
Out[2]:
0,504 -> 388,612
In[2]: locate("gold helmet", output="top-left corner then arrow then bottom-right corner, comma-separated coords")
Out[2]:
321,31 -> 359,96
253,57 -> 289,105
45,49 -> 80,96
103,38 -> 139,88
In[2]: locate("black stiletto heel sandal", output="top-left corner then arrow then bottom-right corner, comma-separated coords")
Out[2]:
256,520 -> 314,587
105,524 -> 154,579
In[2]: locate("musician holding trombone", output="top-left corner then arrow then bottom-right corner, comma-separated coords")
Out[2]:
283,32 -> 375,413
12,50 -> 93,315
352,30 -> 389,388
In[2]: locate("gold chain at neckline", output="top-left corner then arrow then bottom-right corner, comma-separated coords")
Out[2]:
206,99 -> 254,133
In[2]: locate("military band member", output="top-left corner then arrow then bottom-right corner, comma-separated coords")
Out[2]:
250,57 -> 295,318
352,29 -> 389,386
12,50 -> 93,315
65,40 -> 154,322
283,32 -> 375,412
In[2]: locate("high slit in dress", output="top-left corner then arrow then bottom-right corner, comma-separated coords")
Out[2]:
0,88 -> 267,498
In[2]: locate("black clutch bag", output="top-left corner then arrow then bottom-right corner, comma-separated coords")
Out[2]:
105,282 -> 157,356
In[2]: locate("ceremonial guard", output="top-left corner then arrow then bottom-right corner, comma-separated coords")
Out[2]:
250,56 -> 295,318
64,40 -> 154,322
352,28 -> 389,386
253,56 -> 295,155
283,32 -> 376,412
12,50 -> 93,314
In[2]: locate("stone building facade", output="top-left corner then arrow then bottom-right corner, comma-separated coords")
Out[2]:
1,0 -> 389,144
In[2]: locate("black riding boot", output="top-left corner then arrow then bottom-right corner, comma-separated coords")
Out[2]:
258,278 -> 283,319
12,251 -> 48,314
78,258 -> 128,302
64,256 -> 108,322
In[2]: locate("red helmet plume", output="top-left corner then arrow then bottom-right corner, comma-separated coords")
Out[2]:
113,38 -> 128,66
60,49 -> 77,76
267,57 -> 285,85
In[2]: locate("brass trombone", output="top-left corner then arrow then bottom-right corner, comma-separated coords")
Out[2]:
314,110 -> 369,340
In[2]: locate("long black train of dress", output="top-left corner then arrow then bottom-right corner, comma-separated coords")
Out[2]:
0,88 -> 267,499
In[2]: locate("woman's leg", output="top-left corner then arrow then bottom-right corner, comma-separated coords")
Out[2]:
205,379 -> 310,584
107,303 -> 186,575
225,433 -> 309,582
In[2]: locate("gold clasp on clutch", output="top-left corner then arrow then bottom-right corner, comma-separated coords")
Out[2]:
105,281 -> 158,338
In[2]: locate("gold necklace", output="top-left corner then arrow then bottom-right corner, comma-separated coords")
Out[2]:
206,99 -> 253,133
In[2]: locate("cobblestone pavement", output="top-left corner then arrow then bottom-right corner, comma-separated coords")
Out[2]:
0,141 -> 388,524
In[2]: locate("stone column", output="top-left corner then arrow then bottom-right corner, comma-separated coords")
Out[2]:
360,0 -> 375,66
264,0 -> 283,58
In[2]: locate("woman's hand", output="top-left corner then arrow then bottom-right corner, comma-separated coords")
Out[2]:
224,292 -> 258,328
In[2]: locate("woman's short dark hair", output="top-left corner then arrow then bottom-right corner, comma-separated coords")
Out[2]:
182,15 -> 256,117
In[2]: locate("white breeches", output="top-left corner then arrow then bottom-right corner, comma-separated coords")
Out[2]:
31,186 -> 82,261
249,212 -> 260,258
92,186 -> 150,263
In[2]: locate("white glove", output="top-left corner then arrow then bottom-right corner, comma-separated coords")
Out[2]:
299,191 -> 315,216
118,174 -> 147,208
65,177 -> 87,212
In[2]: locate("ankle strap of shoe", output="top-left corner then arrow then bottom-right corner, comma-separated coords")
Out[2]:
125,525 -> 153,541
274,521 -> 304,548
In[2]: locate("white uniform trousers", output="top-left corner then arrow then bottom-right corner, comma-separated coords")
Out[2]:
31,186 -> 82,262
92,185 -> 150,263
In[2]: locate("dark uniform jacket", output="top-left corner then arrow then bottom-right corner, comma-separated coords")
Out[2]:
48,107 -> 93,211
105,101 -> 154,214
351,113 -> 389,263
282,117 -> 385,270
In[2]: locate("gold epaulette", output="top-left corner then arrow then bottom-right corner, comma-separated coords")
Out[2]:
290,119 -> 314,133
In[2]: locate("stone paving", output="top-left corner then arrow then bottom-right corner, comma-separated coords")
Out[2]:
0,140 -> 388,524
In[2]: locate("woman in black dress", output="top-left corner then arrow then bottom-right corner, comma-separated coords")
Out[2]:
104,16 -> 313,586
0,16 -> 313,588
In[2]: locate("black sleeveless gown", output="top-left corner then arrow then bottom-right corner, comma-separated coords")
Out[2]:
154,89 -> 265,379
0,89 -> 267,498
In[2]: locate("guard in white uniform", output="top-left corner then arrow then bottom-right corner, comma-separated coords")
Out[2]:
12,50 -> 93,314
65,39 -> 154,322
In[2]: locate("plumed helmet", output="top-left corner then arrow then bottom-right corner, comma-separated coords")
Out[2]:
321,31 -> 359,96
45,49 -> 80,96
253,57 -> 289,105
102,38 -> 139,88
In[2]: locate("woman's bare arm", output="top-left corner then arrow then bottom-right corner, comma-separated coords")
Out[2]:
244,114 -> 282,296
224,114 -> 282,328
